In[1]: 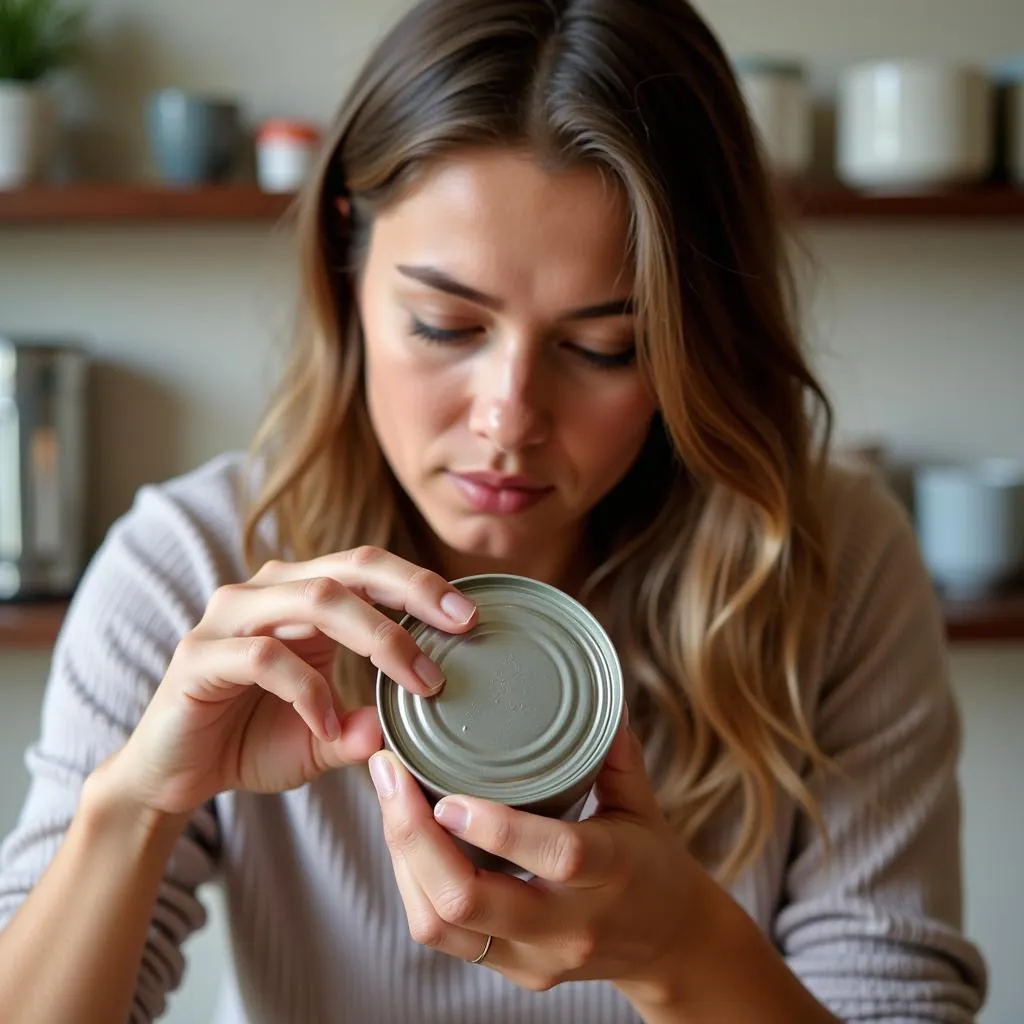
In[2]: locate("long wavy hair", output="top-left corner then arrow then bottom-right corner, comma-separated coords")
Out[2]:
244,0 -> 834,883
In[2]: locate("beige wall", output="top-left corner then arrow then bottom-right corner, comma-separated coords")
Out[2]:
1,1 -> 1023,1022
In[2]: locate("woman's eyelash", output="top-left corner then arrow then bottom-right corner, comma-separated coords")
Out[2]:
409,318 -> 475,344
409,317 -> 636,370
572,346 -> 637,370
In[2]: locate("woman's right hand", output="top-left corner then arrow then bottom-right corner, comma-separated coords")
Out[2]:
107,548 -> 478,819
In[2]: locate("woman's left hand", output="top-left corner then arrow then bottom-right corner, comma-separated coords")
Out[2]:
369,716 -> 698,1005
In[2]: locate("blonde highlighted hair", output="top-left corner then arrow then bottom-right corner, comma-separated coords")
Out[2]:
244,0 -> 833,884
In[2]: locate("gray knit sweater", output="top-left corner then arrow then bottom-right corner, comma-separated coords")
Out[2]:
0,452 -> 987,1023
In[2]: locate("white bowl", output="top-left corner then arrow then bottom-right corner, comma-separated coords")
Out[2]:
838,60 -> 994,191
914,459 -> 1024,599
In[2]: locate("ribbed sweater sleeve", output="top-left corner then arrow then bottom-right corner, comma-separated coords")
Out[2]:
775,469 -> 988,1021
0,465 -> 238,1022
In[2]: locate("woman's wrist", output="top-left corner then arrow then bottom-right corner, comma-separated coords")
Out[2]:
80,751 -> 192,853
614,856 -> 838,1024
612,853 -> 717,1014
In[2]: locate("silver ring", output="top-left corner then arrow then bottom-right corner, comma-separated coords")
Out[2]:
469,934 -> 493,965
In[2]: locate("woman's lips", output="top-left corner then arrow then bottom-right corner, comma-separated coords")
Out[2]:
448,472 -> 554,515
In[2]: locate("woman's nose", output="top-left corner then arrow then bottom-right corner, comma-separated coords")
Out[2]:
468,343 -> 551,454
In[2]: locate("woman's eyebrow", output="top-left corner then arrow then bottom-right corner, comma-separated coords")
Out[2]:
395,264 -> 635,320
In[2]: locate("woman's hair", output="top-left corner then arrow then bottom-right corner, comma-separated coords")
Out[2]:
244,0 -> 834,883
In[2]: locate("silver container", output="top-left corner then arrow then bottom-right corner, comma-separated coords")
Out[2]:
0,337 -> 89,599
377,573 -> 623,872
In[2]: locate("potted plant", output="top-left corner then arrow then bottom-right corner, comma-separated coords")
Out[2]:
0,0 -> 85,188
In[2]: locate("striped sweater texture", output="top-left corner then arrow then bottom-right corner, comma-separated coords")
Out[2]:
0,452 -> 987,1022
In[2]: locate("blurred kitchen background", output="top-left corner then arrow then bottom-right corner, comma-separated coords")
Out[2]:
1,0 -> 1023,1021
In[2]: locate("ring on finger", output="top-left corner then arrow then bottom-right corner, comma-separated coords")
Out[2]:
469,934 -> 493,966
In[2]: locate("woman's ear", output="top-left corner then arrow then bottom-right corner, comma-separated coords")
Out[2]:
335,196 -> 352,222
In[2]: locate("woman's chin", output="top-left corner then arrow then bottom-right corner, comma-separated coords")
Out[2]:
428,517 -> 554,570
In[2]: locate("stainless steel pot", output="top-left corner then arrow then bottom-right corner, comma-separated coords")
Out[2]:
0,336 -> 88,599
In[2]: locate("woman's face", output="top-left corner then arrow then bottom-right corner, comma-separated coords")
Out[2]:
358,149 -> 656,583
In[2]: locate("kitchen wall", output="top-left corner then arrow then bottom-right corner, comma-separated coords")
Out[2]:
1,1 -> 1023,1021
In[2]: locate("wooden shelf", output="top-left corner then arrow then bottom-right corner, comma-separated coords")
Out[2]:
2,183 -> 1024,226
0,601 -> 69,651
0,184 -> 295,224
941,592 -> 1024,643
1,591 -> 1023,651
786,183 -> 1024,222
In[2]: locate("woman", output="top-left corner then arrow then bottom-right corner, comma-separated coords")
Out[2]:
0,0 -> 987,1021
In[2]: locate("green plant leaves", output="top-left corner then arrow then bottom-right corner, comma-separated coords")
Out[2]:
0,0 -> 86,82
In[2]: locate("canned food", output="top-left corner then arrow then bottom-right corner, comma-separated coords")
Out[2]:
376,573 -> 623,872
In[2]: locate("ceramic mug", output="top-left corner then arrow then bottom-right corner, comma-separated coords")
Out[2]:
146,90 -> 241,185
914,459 -> 1024,598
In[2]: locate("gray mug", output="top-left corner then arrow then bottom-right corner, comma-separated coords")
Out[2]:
146,90 -> 241,185
914,459 -> 1024,598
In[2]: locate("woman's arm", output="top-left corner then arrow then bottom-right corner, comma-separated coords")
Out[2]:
772,470 -> 986,1021
0,475 -> 226,1022
0,759 -> 187,1024
607,470 -> 988,1024
620,865 -> 839,1023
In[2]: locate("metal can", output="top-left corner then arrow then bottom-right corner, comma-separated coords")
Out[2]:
376,573 -> 623,872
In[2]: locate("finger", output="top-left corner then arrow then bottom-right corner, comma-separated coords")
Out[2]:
592,713 -> 662,822
386,831 -> 448,950
433,796 -> 617,888
253,548 -> 479,633
387,844 -> 509,968
313,705 -> 382,768
260,700 -> 383,774
175,632 -> 338,742
197,577 -> 447,697
370,752 -> 546,939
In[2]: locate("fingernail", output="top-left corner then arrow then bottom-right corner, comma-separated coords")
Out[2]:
623,702 -> 630,728
434,799 -> 469,834
414,653 -> 445,693
369,754 -> 396,800
440,591 -> 476,625
324,708 -> 341,742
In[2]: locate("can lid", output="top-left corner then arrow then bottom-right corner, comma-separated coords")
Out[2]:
377,574 -> 623,805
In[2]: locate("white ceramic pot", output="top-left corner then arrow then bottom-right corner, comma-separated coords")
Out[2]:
837,61 -> 993,191
0,81 -> 54,189
914,459 -> 1024,599
735,57 -> 812,178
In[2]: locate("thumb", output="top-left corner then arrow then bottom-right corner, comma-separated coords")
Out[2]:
593,707 -> 662,822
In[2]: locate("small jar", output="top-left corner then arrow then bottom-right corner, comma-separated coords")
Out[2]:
255,119 -> 321,193
733,56 -> 812,178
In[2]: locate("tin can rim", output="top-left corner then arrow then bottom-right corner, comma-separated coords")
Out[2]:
376,573 -> 623,805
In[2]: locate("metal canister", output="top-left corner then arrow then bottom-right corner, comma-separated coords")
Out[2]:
376,573 -> 623,872
0,337 -> 89,600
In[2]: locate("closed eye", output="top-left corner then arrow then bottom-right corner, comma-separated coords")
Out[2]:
409,318 -> 479,344
410,317 -> 636,371
563,342 -> 637,370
